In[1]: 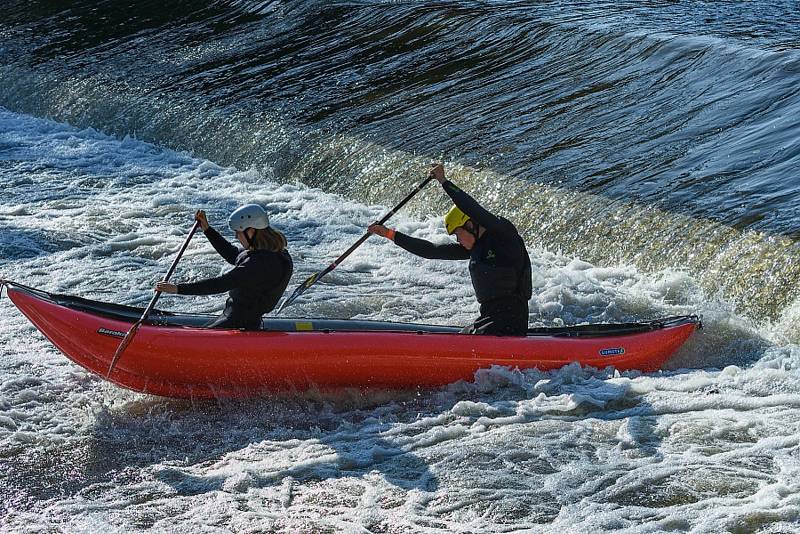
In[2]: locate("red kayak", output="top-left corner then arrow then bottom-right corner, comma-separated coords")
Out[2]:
2,281 -> 700,399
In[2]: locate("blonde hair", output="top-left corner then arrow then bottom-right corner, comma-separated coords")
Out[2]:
251,227 -> 287,252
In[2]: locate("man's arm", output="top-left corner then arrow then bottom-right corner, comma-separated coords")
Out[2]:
440,180 -> 504,233
394,232 -> 470,260
368,223 -> 469,260
425,163 -> 503,233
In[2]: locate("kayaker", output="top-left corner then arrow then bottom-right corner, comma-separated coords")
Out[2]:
155,205 -> 293,330
368,163 -> 532,336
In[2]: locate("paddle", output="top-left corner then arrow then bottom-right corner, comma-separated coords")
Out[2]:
106,220 -> 201,377
277,175 -> 435,313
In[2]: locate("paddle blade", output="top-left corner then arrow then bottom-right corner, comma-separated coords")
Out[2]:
106,322 -> 142,377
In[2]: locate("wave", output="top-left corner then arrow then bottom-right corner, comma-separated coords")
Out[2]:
2,1 -> 800,321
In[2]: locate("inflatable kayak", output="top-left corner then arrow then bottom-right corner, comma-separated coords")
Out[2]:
2,281 -> 701,399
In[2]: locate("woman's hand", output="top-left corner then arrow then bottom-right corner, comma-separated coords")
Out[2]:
155,281 -> 178,294
429,162 -> 446,184
194,210 -> 210,231
368,224 -> 395,240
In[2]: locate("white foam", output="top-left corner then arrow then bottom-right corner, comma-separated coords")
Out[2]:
3,108 -> 800,532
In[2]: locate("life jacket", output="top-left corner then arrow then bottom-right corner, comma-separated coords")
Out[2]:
467,218 -> 532,306
224,249 -> 293,323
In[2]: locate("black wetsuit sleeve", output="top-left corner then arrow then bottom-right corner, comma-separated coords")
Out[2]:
204,226 -> 240,265
394,232 -> 470,260
442,180 -> 504,233
176,267 -> 247,295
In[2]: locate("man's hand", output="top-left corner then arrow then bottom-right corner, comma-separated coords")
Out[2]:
194,210 -> 210,231
155,281 -> 178,294
429,163 -> 446,184
368,224 -> 395,240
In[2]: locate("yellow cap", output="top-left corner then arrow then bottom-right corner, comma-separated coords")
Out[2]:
444,206 -> 470,235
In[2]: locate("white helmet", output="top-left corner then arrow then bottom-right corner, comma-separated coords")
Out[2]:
228,204 -> 270,232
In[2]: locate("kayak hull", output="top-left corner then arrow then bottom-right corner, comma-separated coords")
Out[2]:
4,283 -> 700,399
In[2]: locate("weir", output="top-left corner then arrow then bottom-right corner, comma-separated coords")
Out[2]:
1,64 -> 798,323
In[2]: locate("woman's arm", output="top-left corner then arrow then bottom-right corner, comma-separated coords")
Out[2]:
195,209 -> 240,264
204,226 -> 241,265
175,267 -> 247,295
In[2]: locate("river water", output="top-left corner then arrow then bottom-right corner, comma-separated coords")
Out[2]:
2,1 -> 800,532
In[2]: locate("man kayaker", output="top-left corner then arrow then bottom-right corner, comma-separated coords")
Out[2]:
156,205 -> 293,330
368,163 -> 532,336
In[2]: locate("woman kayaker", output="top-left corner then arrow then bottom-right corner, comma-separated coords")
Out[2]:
156,205 -> 293,330
368,163 -> 532,336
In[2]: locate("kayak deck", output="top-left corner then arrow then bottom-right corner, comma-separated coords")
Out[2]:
3,281 -> 701,398
22,282 -> 693,336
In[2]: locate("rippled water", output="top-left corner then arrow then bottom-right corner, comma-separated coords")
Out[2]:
2,1 -> 800,532
4,0 -> 800,319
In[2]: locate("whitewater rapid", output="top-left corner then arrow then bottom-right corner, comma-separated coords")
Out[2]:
2,108 -> 800,532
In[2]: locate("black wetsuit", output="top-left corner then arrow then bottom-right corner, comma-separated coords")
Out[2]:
177,226 -> 293,330
393,181 -> 532,336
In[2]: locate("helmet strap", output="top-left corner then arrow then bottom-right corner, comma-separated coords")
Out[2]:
465,220 -> 479,239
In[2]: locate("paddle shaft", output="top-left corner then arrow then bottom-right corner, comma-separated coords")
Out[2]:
277,175 -> 435,312
318,183 -> 428,272
106,220 -> 201,377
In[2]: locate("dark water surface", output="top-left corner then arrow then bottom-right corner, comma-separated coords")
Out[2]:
3,1 -> 800,318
